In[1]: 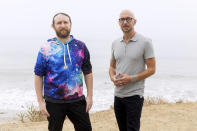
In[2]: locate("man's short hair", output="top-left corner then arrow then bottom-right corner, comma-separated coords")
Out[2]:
52,13 -> 72,25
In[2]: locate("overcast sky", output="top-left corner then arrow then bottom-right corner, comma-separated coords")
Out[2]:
0,0 -> 197,69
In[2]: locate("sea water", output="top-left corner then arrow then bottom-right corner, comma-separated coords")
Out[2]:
0,58 -> 197,115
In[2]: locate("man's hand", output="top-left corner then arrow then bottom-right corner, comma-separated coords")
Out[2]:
86,96 -> 93,112
117,73 -> 132,86
39,101 -> 50,117
112,73 -> 132,87
111,74 -> 123,87
111,74 -> 121,83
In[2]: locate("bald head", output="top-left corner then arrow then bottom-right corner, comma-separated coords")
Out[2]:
118,10 -> 136,34
120,10 -> 135,19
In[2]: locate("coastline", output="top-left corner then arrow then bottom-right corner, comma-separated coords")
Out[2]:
1,102 -> 197,131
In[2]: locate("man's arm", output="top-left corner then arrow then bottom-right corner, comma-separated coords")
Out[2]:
109,59 -> 121,86
118,58 -> 156,85
109,59 -> 118,80
34,75 -> 50,117
135,58 -> 156,81
109,59 -> 116,80
84,73 -> 93,112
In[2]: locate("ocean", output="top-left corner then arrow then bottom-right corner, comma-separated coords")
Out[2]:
0,57 -> 197,115
0,39 -> 197,121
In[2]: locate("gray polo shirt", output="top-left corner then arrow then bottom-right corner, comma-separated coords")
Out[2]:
111,32 -> 155,98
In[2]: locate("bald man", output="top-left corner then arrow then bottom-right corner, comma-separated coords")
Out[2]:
109,10 -> 156,131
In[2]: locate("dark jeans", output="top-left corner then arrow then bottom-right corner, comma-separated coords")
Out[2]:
114,95 -> 144,131
46,99 -> 92,131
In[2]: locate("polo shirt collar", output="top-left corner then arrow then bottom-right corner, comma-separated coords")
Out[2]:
120,32 -> 138,42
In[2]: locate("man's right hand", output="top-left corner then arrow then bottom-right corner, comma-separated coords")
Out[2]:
111,73 -> 123,87
39,101 -> 50,117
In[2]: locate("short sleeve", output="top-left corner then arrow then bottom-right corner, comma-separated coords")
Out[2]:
144,39 -> 155,59
81,44 -> 92,75
34,48 -> 47,76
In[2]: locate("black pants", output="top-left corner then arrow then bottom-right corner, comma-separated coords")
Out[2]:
46,99 -> 92,131
114,95 -> 144,131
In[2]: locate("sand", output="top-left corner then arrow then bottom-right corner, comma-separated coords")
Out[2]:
0,102 -> 197,131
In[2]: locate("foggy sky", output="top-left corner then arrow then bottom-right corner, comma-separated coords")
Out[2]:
0,0 -> 197,63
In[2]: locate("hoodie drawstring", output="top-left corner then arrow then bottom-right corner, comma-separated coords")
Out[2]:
63,42 -> 72,69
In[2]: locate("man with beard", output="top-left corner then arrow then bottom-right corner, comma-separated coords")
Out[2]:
109,10 -> 156,131
34,13 -> 93,131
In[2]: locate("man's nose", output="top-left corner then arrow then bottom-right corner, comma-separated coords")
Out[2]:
123,20 -> 127,24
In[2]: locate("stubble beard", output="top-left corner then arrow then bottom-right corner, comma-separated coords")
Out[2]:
122,26 -> 133,34
55,29 -> 71,39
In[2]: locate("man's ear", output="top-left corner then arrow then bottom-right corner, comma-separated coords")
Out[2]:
51,24 -> 55,29
134,19 -> 137,25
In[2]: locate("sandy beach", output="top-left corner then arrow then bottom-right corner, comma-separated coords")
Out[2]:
0,102 -> 197,131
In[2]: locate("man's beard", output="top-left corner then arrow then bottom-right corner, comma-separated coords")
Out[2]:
121,25 -> 133,33
55,28 -> 71,38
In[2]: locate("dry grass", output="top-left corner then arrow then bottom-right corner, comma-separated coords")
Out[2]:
144,96 -> 168,106
16,97 -> 183,123
17,104 -> 46,123
110,97 -> 169,109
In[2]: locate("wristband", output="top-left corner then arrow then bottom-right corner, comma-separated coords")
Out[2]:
130,75 -> 137,83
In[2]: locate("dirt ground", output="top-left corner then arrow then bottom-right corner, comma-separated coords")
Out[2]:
1,102 -> 197,131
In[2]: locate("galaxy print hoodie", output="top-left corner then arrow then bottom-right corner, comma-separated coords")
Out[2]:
34,36 -> 92,101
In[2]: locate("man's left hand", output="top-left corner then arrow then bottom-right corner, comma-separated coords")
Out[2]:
86,96 -> 93,112
116,73 -> 131,86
